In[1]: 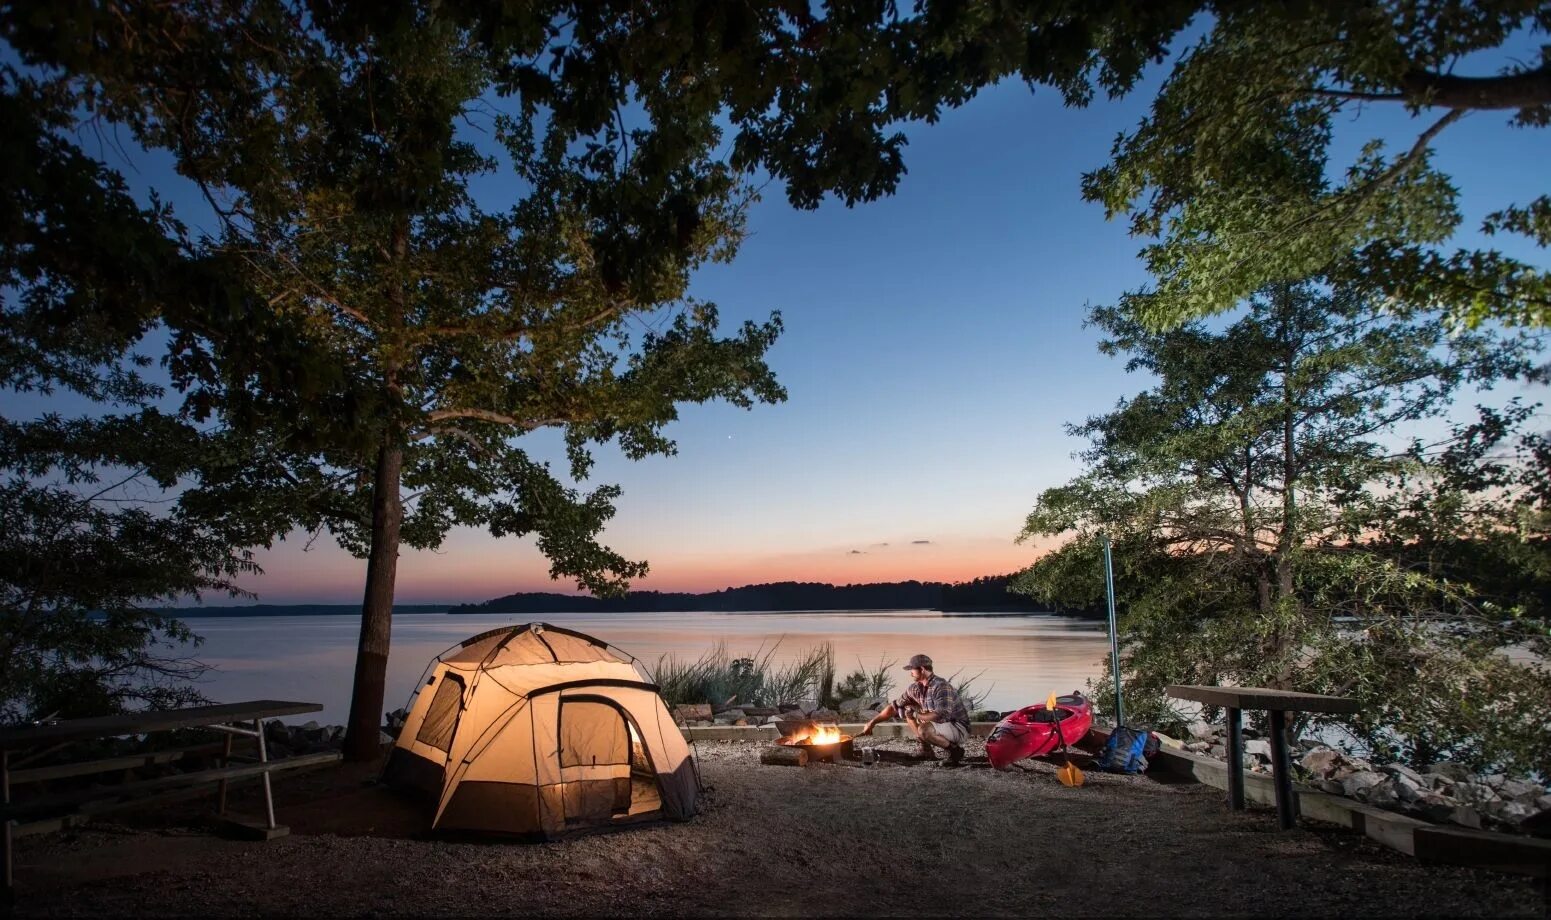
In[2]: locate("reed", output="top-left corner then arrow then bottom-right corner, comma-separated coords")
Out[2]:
651,639 -> 836,708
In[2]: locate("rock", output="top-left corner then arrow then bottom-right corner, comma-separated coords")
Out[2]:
300,720 -> 320,732
1366,779 -> 1401,808
1316,779 -> 1346,795
1244,739 -> 1272,760
1423,773 -> 1457,793
673,704 -> 713,723
1491,801 -> 1535,828
1330,765 -> 1359,783
1300,748 -> 1343,778
264,719 -> 289,745
838,698 -> 868,716
1536,794 -> 1551,813
1448,805 -> 1483,830
1380,762 -> 1425,786
777,703 -> 803,713
1423,761 -> 1472,782
1394,778 -> 1424,804
1498,779 -> 1539,800
1188,721 -> 1215,741
1208,744 -> 1226,759
1453,782 -> 1499,808
808,708 -> 839,722
1184,741 -> 1211,754
1340,771 -> 1385,798
969,709 -> 1000,723
856,710 -> 881,723
1481,773 -> 1507,789
1413,793 -> 1455,823
378,730 -> 395,745
713,709 -> 747,725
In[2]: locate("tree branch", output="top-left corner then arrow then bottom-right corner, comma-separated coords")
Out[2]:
1311,62 -> 1551,111
422,408 -> 565,429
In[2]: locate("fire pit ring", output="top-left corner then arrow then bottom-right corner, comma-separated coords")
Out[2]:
772,719 -> 855,763
784,735 -> 854,763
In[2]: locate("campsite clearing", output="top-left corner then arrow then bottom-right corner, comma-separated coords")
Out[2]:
9,737 -> 1546,917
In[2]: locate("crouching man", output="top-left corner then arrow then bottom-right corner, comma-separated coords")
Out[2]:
857,654 -> 970,766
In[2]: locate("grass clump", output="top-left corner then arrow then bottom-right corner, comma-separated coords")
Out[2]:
652,640 -> 835,708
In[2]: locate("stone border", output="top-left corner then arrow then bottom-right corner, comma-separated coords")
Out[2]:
1088,727 -> 1550,879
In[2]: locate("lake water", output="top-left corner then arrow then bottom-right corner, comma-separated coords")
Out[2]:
179,610 -> 1112,725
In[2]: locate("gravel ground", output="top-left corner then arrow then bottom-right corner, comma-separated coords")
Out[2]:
10,736 -> 1547,918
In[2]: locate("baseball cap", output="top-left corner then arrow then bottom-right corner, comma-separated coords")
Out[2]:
904,654 -> 933,670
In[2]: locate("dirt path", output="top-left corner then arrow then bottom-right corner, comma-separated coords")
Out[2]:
11,738 -> 1547,917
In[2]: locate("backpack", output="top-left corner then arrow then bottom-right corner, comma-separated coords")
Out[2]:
1096,725 -> 1158,774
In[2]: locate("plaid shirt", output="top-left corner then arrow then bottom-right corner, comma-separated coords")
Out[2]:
893,674 -> 970,730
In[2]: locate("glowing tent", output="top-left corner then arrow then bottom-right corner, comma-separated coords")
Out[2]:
383,622 -> 698,837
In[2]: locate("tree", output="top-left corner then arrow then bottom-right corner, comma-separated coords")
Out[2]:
0,75 -> 255,721
1084,3 -> 1551,330
1012,283 -> 1548,772
0,0 -> 1219,755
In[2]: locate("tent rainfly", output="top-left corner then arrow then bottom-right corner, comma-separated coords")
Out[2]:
383,622 -> 698,837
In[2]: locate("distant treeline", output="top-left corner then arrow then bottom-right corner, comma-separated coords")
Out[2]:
450,574 -> 1085,616
162,604 -> 450,617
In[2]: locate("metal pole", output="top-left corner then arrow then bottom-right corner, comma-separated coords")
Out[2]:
1102,533 -> 1124,727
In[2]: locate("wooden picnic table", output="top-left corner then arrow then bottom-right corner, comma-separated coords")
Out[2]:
1166,685 -> 1359,830
2,700 -> 327,893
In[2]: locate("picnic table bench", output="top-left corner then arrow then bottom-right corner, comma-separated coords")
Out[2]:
1166,685 -> 1359,830
1,700 -> 335,893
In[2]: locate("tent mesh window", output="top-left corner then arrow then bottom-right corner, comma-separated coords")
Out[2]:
416,673 -> 465,753
559,698 -> 632,823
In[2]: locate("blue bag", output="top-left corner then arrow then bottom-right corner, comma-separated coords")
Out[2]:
1096,725 -> 1158,774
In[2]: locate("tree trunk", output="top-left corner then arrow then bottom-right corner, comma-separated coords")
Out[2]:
343,437 -> 404,762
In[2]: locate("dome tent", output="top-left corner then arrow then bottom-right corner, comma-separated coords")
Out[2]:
383,622 -> 698,837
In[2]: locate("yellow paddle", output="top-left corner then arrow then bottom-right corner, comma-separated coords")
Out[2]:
1048,692 -> 1085,787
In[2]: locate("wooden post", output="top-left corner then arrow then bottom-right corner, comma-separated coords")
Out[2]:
3,747 -> 12,895
1269,709 -> 1295,830
1225,707 -> 1244,811
217,732 -> 234,815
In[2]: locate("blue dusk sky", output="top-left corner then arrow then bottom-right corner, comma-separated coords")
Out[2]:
258,69 -> 1547,604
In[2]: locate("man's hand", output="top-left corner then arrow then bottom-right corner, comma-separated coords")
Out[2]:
858,721 -> 875,737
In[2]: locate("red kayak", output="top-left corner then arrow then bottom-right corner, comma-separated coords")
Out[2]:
985,692 -> 1093,770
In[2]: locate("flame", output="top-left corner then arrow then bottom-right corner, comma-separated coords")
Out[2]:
1046,692 -> 1057,711
779,722 -> 846,746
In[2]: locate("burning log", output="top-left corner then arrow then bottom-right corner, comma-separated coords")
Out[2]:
760,745 -> 810,767
772,723 -> 854,763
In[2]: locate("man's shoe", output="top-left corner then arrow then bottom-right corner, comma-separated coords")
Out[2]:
946,744 -> 965,766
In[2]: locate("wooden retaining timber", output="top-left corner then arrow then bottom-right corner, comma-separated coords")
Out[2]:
677,722 -> 1549,878
1085,726 -> 1550,879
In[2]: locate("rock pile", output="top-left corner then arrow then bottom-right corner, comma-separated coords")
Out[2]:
672,699 -> 883,727
1176,721 -> 1550,835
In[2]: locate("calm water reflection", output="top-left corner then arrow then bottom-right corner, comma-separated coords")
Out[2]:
182,610 -> 1111,724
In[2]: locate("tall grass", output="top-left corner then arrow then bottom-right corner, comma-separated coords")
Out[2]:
651,640 -> 836,708
946,669 -> 993,712
830,656 -> 897,705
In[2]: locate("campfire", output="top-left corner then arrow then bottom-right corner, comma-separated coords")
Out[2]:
773,721 -> 853,763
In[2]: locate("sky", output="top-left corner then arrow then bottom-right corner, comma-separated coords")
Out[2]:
12,30 -> 1549,605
